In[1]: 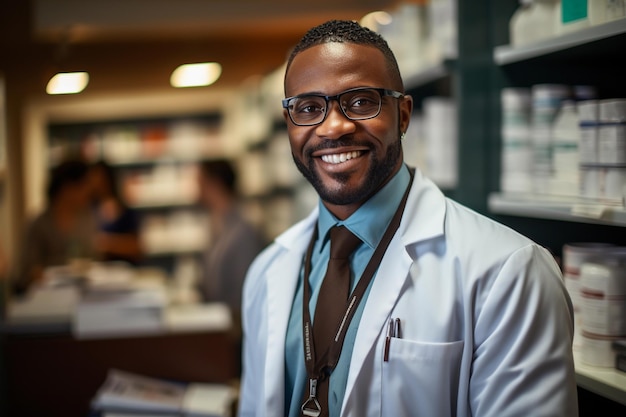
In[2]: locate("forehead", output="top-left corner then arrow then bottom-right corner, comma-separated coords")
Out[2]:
285,42 -> 391,97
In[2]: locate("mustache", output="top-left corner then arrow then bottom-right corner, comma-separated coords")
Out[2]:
306,138 -> 371,155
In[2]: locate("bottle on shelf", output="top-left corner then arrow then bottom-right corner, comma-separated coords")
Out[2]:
552,99 -> 580,196
500,87 -> 533,194
510,0 -> 560,46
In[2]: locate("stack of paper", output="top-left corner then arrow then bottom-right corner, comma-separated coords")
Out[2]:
73,266 -> 169,338
6,286 -> 80,325
91,369 -> 234,417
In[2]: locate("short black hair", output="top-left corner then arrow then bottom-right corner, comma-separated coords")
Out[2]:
200,159 -> 237,194
285,19 -> 404,91
46,159 -> 90,202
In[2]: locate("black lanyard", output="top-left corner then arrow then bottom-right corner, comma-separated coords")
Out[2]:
300,171 -> 413,415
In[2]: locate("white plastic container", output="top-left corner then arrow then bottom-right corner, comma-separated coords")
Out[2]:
531,84 -> 571,193
501,88 -> 533,193
552,100 -> 580,196
580,258 -> 626,337
578,100 -> 600,165
598,99 -> 626,165
510,0 -> 560,46
589,0 -> 626,25
602,165 -> 626,200
580,332 -> 624,367
423,97 -> 458,188
562,242 -> 616,349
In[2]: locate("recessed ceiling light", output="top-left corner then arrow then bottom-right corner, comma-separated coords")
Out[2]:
360,11 -> 393,29
46,72 -> 89,95
170,62 -> 222,88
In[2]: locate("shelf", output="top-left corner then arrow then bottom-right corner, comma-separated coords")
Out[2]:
488,192 -> 626,227
494,18 -> 626,65
130,199 -> 198,210
403,61 -> 452,90
109,155 -> 215,168
575,351 -> 626,406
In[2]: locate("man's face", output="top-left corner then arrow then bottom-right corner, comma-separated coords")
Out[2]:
284,42 -> 412,219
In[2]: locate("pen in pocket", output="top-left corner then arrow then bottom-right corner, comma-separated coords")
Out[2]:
384,317 -> 402,362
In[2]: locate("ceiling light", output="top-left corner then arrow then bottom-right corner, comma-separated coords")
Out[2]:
46,72 -> 89,95
170,62 -> 222,88
360,11 -> 393,30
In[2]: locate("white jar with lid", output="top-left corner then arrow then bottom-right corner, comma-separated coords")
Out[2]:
580,256 -> 626,337
562,242 -> 615,349
578,100 -> 600,165
531,84 -> 571,193
598,99 -> 626,165
510,0 -> 559,46
552,100 -> 580,196
580,332 -> 625,367
589,0 -> 626,26
501,88 -> 533,193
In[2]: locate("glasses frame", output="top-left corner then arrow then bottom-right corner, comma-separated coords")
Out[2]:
282,87 -> 404,126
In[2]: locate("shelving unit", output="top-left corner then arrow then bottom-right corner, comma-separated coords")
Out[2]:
47,114 -> 223,270
488,192 -> 626,227
485,3 -> 626,411
494,17 -> 626,65
575,352 -> 626,406
403,60 -> 454,94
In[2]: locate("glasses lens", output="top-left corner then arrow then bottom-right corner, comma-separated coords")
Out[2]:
341,89 -> 381,119
289,96 -> 326,125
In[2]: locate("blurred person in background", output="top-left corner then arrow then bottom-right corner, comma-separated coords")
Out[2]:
196,158 -> 266,316
89,160 -> 143,265
11,158 -> 98,295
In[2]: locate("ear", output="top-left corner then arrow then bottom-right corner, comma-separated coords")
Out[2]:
283,108 -> 291,125
399,94 -> 414,134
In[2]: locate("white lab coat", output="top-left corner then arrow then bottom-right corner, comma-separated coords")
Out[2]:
239,169 -> 578,417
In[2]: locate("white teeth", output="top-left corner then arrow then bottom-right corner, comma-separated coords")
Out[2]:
321,151 -> 361,164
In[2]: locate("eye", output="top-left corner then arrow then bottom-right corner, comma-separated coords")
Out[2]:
293,97 -> 325,115
344,91 -> 380,114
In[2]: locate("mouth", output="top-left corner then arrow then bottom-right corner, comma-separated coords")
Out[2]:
319,150 -> 363,165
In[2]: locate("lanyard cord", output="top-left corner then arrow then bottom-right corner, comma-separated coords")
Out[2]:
301,171 -> 414,381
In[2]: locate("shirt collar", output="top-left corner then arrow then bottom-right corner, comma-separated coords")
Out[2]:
317,164 -> 411,250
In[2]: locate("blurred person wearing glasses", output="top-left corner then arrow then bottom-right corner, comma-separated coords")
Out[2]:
238,20 -> 577,417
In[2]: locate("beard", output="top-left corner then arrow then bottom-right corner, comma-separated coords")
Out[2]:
292,136 -> 402,206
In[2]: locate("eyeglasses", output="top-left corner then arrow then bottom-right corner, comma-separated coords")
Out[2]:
282,87 -> 404,126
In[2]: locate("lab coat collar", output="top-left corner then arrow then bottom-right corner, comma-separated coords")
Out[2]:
263,207 -> 319,416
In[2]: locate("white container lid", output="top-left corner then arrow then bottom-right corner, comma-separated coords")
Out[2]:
501,88 -> 531,109
580,261 -> 626,297
531,84 -> 571,99
578,100 -> 600,122
599,99 -> 626,122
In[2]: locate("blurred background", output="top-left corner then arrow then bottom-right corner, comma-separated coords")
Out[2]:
1,0 -> 626,416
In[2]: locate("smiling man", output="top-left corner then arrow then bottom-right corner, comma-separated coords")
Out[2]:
238,20 -> 578,417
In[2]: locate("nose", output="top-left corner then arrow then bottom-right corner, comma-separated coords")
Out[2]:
314,100 -> 356,139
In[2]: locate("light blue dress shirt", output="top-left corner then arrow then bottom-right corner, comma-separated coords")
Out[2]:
284,165 -> 411,417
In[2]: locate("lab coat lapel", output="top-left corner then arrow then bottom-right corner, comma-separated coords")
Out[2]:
343,228 -> 412,411
263,209 -> 318,417
342,170 -> 447,415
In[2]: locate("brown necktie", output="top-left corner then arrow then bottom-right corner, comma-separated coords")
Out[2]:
310,225 -> 361,416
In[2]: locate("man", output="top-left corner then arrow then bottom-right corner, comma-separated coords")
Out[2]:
238,20 -> 578,417
12,158 -> 98,294
197,159 -> 266,314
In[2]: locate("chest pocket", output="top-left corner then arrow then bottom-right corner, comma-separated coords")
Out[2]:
381,338 -> 464,417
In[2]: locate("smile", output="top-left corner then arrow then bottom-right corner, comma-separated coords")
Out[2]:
320,150 -> 362,164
